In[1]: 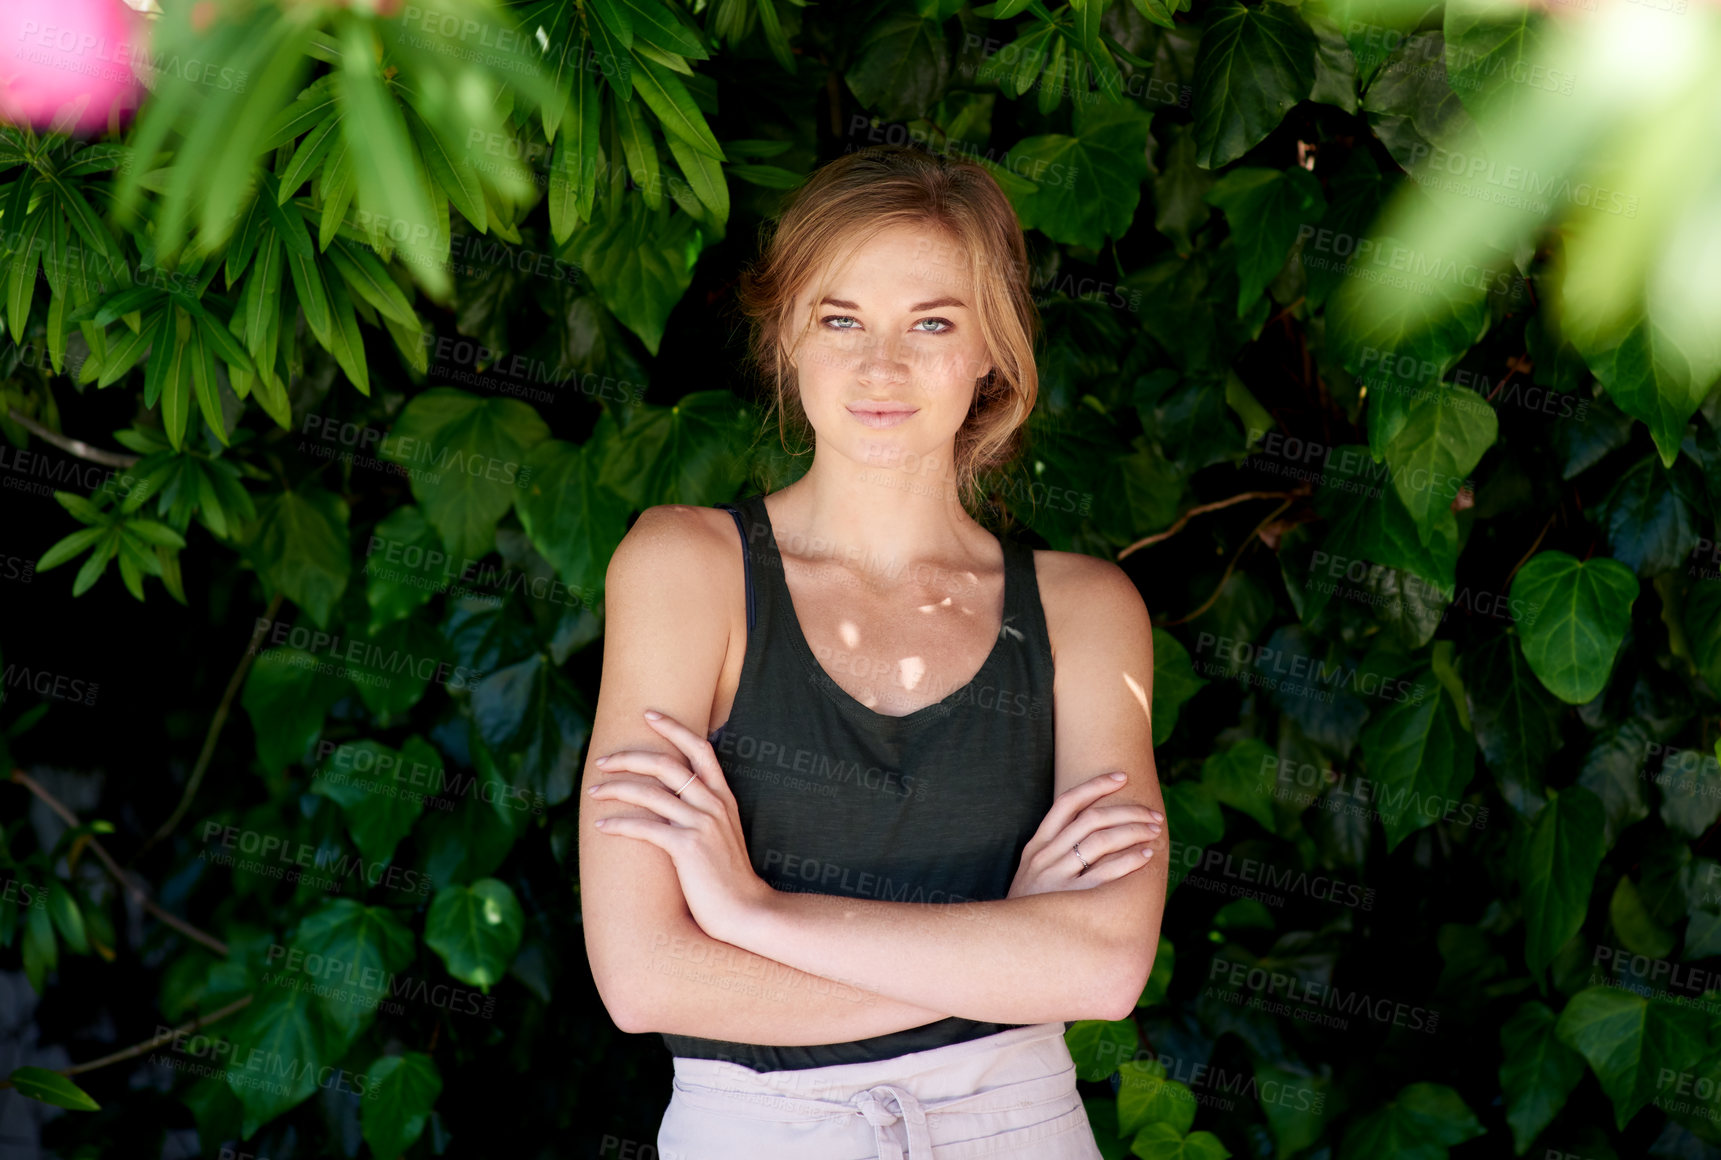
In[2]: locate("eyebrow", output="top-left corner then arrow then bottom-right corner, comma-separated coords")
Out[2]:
818,296 -> 969,312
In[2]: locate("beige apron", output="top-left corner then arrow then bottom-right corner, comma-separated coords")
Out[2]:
656,1020 -> 1105,1159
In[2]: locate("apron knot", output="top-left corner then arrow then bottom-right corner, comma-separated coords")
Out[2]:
852,1083 -> 933,1159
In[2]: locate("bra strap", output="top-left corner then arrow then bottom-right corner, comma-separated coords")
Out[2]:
713,501 -> 756,633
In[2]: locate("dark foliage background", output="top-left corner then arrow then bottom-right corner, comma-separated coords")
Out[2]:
1,0 -> 1719,1157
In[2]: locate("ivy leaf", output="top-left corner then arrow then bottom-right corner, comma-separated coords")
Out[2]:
1204,167 -> 1325,315
1152,123 -> 1216,255
362,1053 -> 443,1160
1499,1001 -> 1586,1154
1509,552 -> 1637,705
845,14 -> 949,123
1130,1124 -> 1232,1160
1192,0 -> 1316,169
1358,660 -> 1476,851
1301,145 -> 1386,309
1554,987 -> 1709,1131
240,647 -> 356,776
309,738 -> 430,867
1685,579 -> 1721,692
1151,628 -> 1207,747
1564,312 -> 1721,471
513,439 -> 631,601
1117,1059 -> 1195,1136
1200,738 -> 1278,832
595,391 -> 753,508
1443,0 -> 1554,125
1066,1018 -> 1140,1082
1339,1083 -> 1485,1160
470,654 -> 591,808
1599,456 -> 1697,577
381,388 -> 552,563
1310,445 -> 1459,622
239,484 -> 352,629
424,878 -> 524,989
562,190 -> 706,356
222,987 -> 332,1138
362,505 -> 446,630
1009,101 -> 1155,251
290,898 -> 417,1040
1463,631 -> 1563,818
1383,384 -> 1497,546
1521,785 -> 1604,975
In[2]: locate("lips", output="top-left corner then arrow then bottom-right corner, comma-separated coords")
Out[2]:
846,403 -> 919,429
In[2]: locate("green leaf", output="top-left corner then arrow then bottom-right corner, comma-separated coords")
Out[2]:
1152,123 -> 1216,255
1137,934 -> 1175,1008
1204,167 -> 1325,315
222,987 -> 332,1137
381,388 -> 552,563
1358,660 -> 1476,851
1066,1018 -> 1141,1082
1200,738 -> 1278,831
1599,455 -> 1697,576
1609,876 -> 1676,959
1192,0 -> 1317,169
1117,1059 -> 1195,1137
310,739 -> 429,866
239,485 -> 352,629
845,15 -> 949,124
1009,101 -> 1154,251
470,654 -> 591,807
1685,580 -> 1721,692
36,527 -> 108,572
22,903 -> 55,992
424,878 -> 524,988
629,55 -> 724,161
1131,1124 -> 1232,1160
45,881 -> 87,954
513,438 -> 630,600
1339,1083 -> 1485,1160
1521,785 -> 1604,975
362,1052 -> 443,1160
241,646 -> 357,776
1554,987 -> 1709,1132
1499,1001 -> 1586,1155
290,898 -> 417,1038
1443,0 -> 1554,125
616,0 -> 709,60
1564,312 -> 1721,470
7,1067 -> 100,1112
561,179 -> 706,355
1509,552 -> 1638,704
362,505 -> 446,629
1463,631 -> 1563,817
595,390 -> 752,507
1382,383 -> 1497,545
1150,628 -> 1208,747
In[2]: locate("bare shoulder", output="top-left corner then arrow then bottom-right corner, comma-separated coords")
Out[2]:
606,503 -> 742,586
1030,548 -> 1152,660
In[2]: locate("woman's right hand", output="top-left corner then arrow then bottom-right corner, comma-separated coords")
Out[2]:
1006,771 -> 1164,899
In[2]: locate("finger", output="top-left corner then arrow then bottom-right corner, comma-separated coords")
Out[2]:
588,778 -> 708,828
1067,821 -> 1163,862
1025,805 -> 1161,876
643,711 -> 732,793
1075,843 -> 1157,886
592,814 -> 677,850
592,749 -> 718,805
1031,772 -> 1130,845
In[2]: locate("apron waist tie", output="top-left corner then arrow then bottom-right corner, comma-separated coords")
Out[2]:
852,1084 -> 934,1160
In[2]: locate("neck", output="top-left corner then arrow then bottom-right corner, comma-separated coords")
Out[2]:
770,444 -> 989,572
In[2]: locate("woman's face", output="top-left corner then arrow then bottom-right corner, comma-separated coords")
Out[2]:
785,223 -> 995,479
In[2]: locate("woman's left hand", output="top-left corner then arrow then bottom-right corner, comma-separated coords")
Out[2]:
588,709 -> 775,945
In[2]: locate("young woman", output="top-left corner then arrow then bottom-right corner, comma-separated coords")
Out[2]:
579,145 -> 1168,1158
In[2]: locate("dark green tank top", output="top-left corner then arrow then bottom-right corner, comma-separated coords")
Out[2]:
657,492 -> 1058,1072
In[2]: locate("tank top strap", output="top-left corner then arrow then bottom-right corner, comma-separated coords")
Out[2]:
712,500 -> 755,633
996,534 -> 1055,674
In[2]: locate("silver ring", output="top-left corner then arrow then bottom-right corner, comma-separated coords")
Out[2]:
673,772 -> 698,797
1072,841 -> 1090,871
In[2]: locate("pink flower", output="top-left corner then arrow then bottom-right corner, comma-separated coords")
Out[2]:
0,0 -> 146,136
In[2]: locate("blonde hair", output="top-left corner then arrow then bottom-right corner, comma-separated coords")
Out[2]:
732,144 -> 1041,514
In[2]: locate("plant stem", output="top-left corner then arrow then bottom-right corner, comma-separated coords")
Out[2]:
0,995 -> 254,1090
6,408 -> 139,469
8,769 -> 228,957
134,590 -> 285,860
1118,489 -> 1304,560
